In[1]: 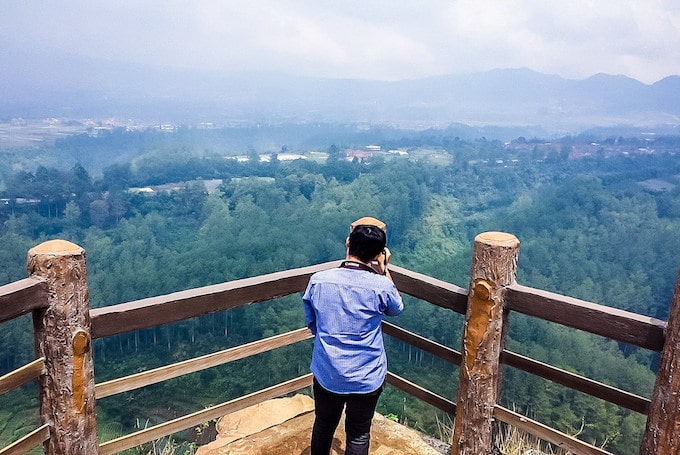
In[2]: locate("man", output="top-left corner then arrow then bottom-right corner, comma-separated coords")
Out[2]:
303,217 -> 404,455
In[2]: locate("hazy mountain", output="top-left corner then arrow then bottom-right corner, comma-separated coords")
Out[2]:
2,47 -> 679,131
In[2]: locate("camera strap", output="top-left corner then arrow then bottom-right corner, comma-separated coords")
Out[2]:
340,260 -> 378,274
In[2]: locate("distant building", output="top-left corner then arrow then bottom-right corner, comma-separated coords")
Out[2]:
277,153 -> 306,161
128,187 -> 155,194
346,149 -> 372,161
226,155 -> 250,162
259,153 -> 306,162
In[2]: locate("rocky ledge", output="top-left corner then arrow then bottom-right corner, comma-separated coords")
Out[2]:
195,394 -> 449,455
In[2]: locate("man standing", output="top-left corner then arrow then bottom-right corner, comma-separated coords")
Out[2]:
303,217 -> 404,455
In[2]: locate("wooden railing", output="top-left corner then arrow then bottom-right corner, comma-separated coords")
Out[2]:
0,233 -> 678,455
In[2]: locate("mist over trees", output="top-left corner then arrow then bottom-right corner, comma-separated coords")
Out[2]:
3,67 -> 680,130
2,126 -> 680,453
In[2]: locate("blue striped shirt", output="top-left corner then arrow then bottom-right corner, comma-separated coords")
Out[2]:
303,266 -> 403,394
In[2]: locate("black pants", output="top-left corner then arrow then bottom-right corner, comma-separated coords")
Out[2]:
311,377 -> 383,455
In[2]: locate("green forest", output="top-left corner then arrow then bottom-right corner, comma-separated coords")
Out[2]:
2,126 -> 680,454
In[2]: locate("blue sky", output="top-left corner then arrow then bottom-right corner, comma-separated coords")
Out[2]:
2,1 -> 679,84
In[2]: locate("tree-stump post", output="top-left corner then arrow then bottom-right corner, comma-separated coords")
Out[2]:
639,267 -> 680,454
451,232 -> 520,455
28,240 -> 99,455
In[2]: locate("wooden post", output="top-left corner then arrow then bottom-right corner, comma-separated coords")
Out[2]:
28,240 -> 99,455
639,268 -> 680,454
452,232 -> 520,455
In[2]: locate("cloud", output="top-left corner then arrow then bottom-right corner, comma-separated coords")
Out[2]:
1,1 -> 678,83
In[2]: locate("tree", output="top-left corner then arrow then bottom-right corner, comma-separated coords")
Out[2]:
35,166 -> 67,218
327,144 -> 341,163
63,201 -> 83,237
100,163 -> 132,190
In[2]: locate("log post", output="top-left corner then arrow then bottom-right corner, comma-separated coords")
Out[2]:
452,232 -> 520,455
28,240 -> 99,455
639,268 -> 680,454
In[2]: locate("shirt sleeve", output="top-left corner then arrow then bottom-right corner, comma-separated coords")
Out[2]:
302,282 -> 317,335
381,283 -> 404,316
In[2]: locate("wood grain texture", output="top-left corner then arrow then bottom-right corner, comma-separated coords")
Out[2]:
390,265 -> 468,314
640,271 -> 680,454
506,284 -> 666,351
0,357 -> 45,395
28,240 -> 98,455
0,424 -> 50,455
452,232 -> 519,455
0,277 -> 48,324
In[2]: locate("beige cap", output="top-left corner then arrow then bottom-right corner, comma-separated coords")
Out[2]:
350,216 -> 386,233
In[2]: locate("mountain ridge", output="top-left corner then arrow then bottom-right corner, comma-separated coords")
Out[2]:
1,49 -> 678,132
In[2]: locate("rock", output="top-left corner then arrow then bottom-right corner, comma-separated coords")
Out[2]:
196,395 -> 315,454
196,394 -> 446,455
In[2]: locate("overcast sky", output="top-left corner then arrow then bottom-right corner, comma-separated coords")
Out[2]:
2,1 -> 679,84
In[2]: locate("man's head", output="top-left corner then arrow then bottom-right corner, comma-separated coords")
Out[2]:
348,225 -> 386,263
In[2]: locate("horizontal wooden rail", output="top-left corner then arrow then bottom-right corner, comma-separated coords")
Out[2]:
386,371 -> 456,415
91,262 -> 467,340
494,406 -> 613,455
506,284 -> 667,352
0,258 -> 665,454
501,350 -> 650,415
0,358 -> 45,395
0,424 -> 50,455
390,265 -> 468,314
384,321 -> 649,414
96,328 -> 313,399
383,321 -> 462,365
386,370 -> 613,455
0,277 -> 48,324
98,373 -> 313,455
91,262 -> 339,339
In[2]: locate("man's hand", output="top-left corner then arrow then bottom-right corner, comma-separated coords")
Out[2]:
376,247 -> 391,275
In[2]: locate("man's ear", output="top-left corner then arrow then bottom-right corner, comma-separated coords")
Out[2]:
345,237 -> 350,248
